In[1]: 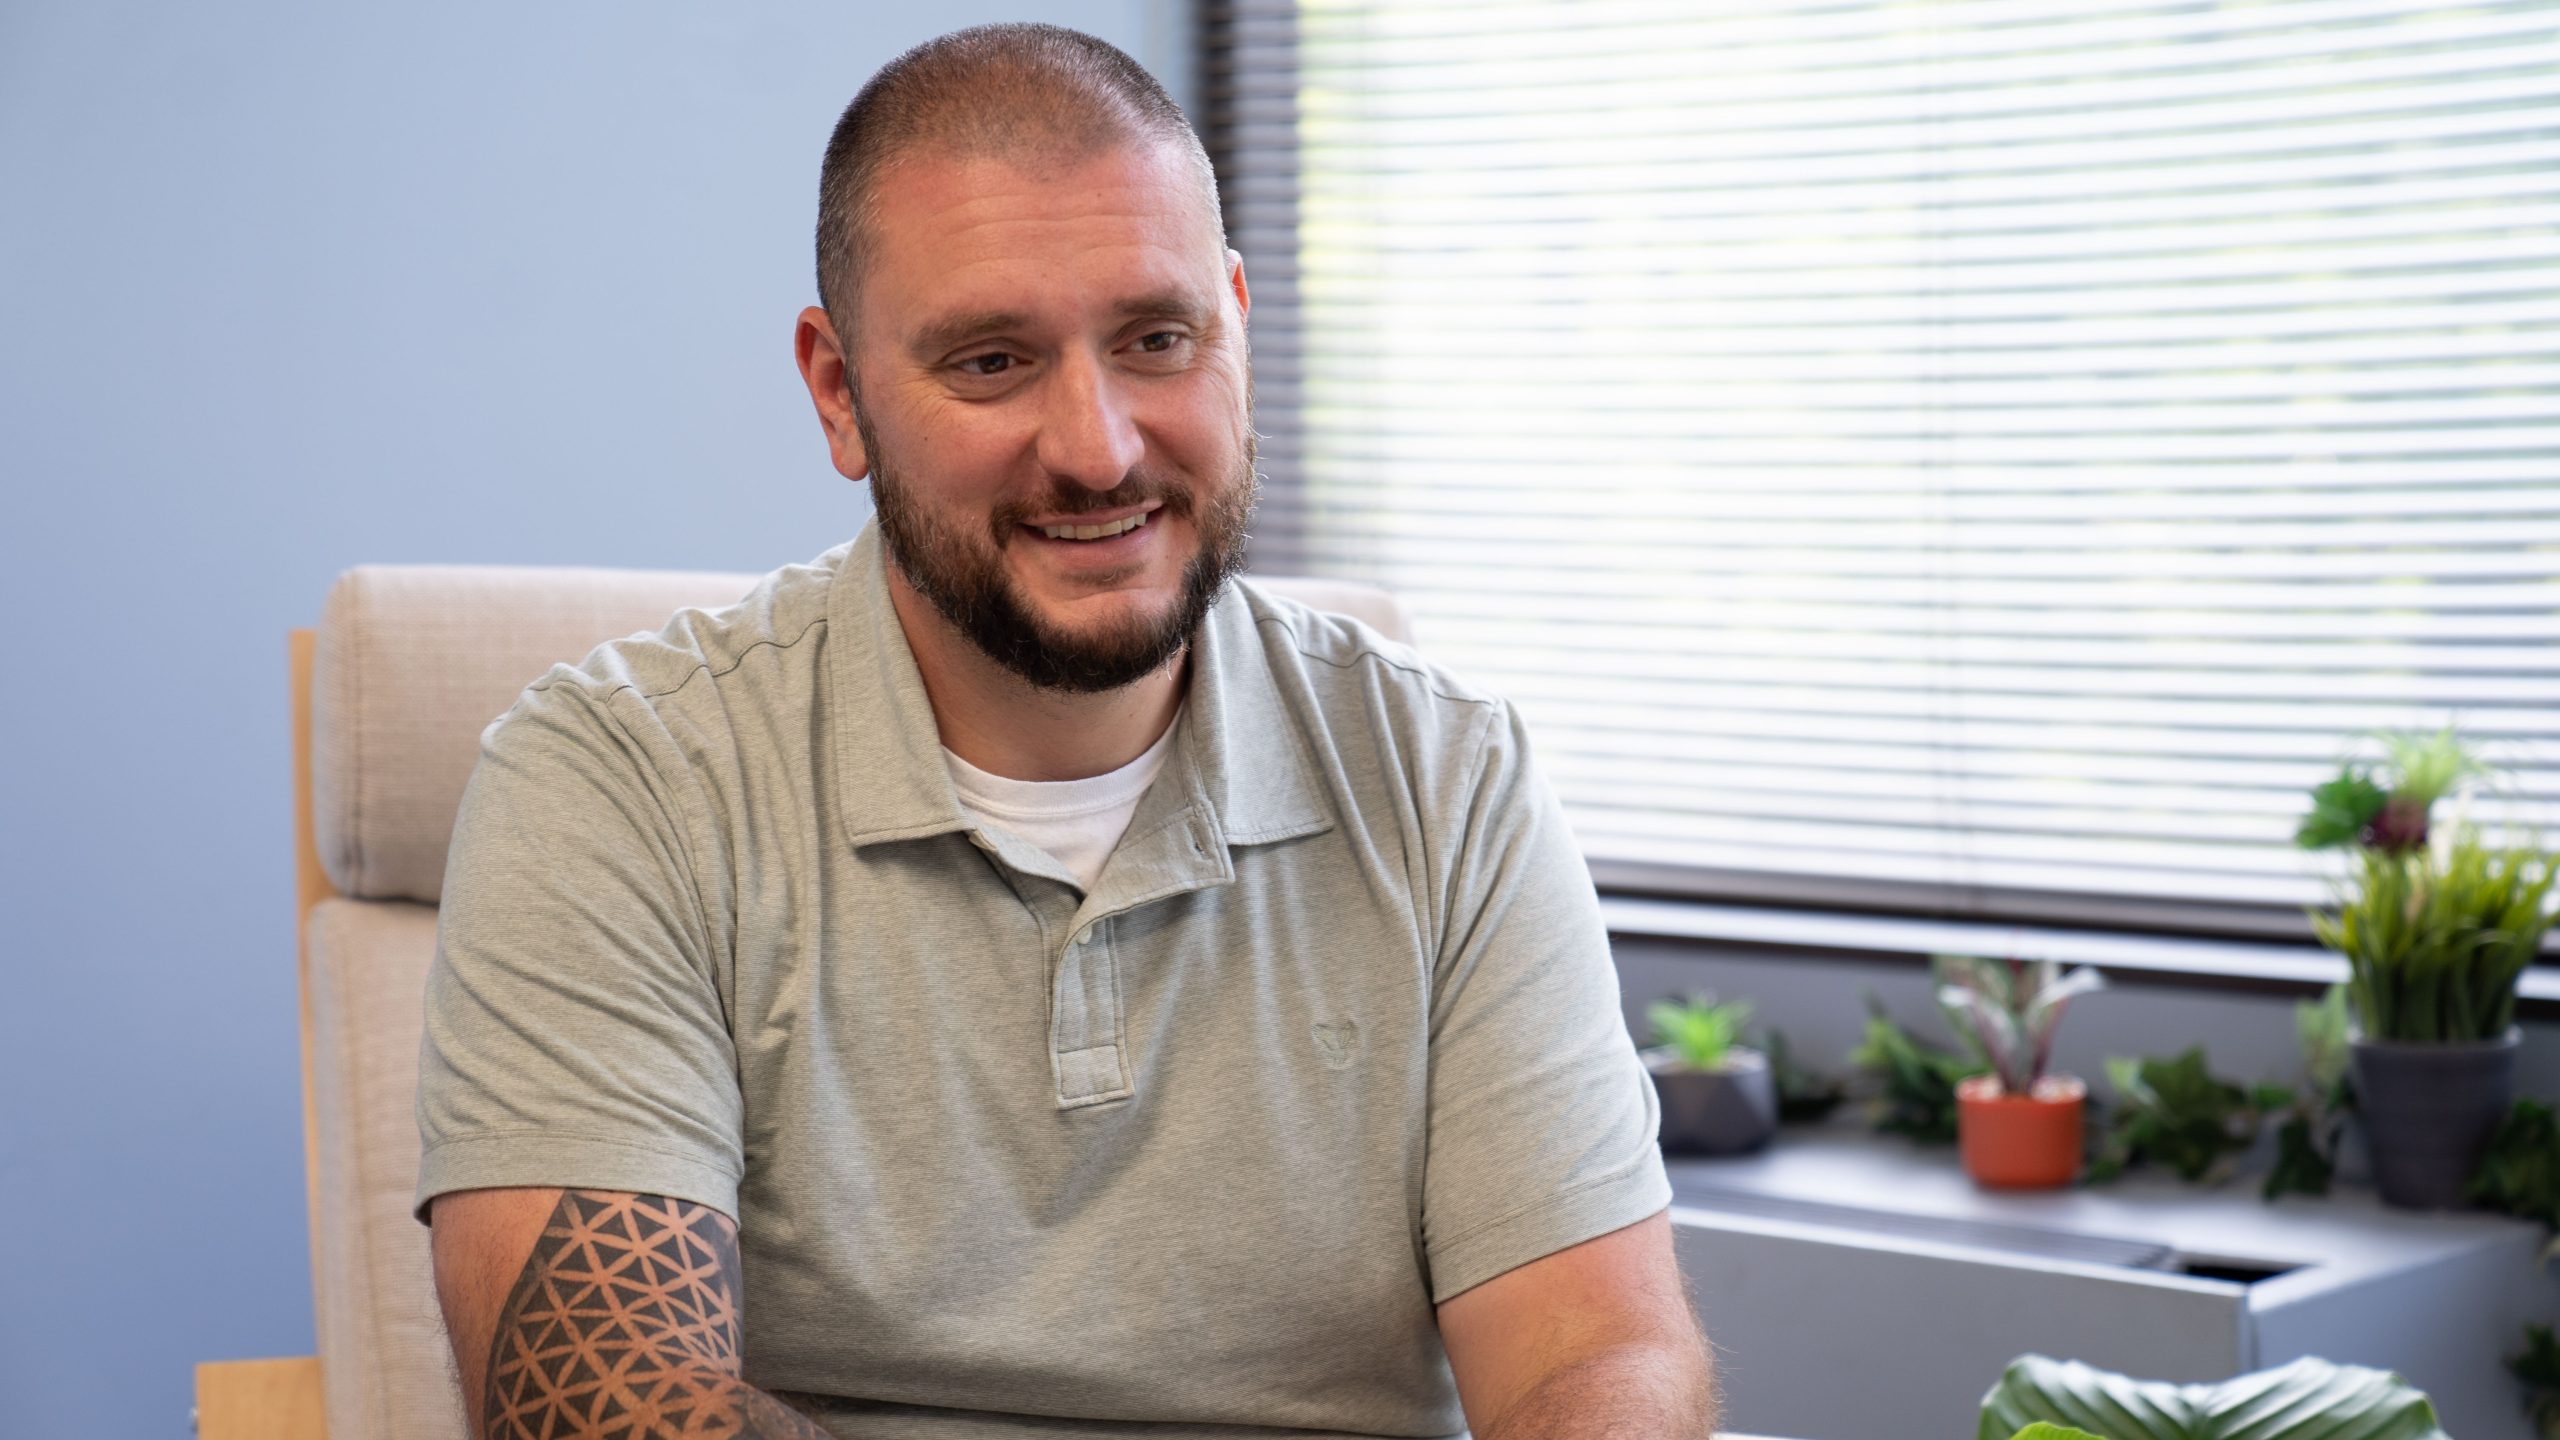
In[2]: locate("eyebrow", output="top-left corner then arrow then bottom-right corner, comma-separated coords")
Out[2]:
908,309 -> 1034,362
905,290 -> 1219,362
1110,288 -> 1216,332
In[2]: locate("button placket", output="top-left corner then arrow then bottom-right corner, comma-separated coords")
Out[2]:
1039,803 -> 1232,1111
1050,916 -> 1129,1108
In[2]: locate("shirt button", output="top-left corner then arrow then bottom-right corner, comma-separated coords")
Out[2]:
1074,927 -> 1094,946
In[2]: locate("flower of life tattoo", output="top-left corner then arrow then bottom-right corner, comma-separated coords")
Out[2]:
482,1191 -> 828,1439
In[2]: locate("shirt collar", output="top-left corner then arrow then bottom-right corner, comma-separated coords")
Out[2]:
823,522 -> 1333,854
1175,573 -> 1335,848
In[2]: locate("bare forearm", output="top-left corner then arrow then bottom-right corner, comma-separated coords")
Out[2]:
476,1191 -> 833,1440
1475,1340 -> 1717,1440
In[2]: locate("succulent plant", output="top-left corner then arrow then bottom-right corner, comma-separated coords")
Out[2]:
1646,992 -> 1755,1073
1934,953 -> 2105,1097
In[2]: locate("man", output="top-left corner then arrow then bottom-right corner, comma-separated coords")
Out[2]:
417,23 -> 1712,1440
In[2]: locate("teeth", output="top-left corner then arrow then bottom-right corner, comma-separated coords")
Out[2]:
1041,512 -> 1149,541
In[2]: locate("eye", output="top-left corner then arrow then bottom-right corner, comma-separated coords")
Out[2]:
1137,331 -> 1181,353
957,352 -> 1016,377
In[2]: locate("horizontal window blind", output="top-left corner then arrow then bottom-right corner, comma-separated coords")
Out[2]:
1203,0 -> 2560,936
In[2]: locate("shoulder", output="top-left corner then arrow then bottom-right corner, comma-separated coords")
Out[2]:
1227,577 -> 1510,769
501,544 -> 847,738
1235,578 -> 1496,704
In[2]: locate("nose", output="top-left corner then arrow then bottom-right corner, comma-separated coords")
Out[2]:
1035,351 -> 1146,492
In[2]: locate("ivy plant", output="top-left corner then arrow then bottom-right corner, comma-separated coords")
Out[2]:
2469,1097 -> 2560,1263
1847,1001 -> 1983,1144
2510,1323 -> 2560,1440
2087,1047 -> 2288,1185
2262,986 -> 2355,1202
1760,1027 -> 1846,1124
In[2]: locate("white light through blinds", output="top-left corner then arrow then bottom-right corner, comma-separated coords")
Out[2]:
1209,0 -> 2560,930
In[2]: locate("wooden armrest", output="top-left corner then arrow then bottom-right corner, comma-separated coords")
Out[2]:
194,1356 -> 325,1439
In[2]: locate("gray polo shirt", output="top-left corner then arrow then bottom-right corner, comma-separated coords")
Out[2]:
416,524 -> 1670,1440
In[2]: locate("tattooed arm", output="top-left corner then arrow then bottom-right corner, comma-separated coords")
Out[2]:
429,1187 -> 833,1440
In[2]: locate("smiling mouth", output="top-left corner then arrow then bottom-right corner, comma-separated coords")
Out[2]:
1030,511 -> 1152,542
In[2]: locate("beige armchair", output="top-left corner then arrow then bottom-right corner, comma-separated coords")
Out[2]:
198,561 -> 1413,1440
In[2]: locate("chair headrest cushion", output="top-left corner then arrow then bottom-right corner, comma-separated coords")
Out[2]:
312,564 -> 756,902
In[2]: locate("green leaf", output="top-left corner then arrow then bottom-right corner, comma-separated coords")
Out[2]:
2262,1113 -> 2337,1201
2089,1048 -> 2261,1185
1647,992 -> 1753,1072
2380,726 -> 2486,811
1760,1027 -> 1846,1124
2511,1324 -> 2560,1386
1977,1354 -> 2449,1440
2295,986 -> 2351,1092
2508,1324 -> 2560,1440
2008,1426 -> 2113,1440
2297,767 -> 2389,850
2312,830 -> 2557,1043
1934,953 -> 2105,1095
2468,1098 -> 2560,1232
1848,1003 -> 1983,1144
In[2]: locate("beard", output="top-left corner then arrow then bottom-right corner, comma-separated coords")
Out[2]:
860,407 -> 1260,695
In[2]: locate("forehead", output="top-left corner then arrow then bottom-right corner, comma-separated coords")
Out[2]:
858,142 -> 1225,346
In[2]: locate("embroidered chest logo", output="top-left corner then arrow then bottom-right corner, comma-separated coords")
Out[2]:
1312,1019 -> 1361,1069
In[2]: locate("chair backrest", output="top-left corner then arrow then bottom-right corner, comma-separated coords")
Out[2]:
296,561 -> 1414,1440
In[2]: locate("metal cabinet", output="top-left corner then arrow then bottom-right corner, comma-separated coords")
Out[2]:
1665,1127 -> 2549,1440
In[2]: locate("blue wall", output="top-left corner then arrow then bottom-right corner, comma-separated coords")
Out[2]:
0,3 -> 1177,1431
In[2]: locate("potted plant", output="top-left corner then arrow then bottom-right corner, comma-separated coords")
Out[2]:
2296,727 -> 2558,1209
1936,953 -> 2106,1189
1642,992 -> 1776,1155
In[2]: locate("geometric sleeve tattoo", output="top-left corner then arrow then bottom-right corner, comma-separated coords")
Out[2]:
481,1191 -> 833,1439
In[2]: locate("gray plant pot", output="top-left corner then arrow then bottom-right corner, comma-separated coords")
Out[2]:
2349,1027 -> 2520,1210
1645,1046 -> 1778,1156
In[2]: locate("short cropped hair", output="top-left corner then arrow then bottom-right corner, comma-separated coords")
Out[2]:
815,24 -> 1223,334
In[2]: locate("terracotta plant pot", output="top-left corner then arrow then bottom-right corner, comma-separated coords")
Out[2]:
1645,1046 -> 1778,1156
1956,1073 -> 2086,1189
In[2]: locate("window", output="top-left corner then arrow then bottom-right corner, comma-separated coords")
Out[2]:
1205,0 -> 2560,940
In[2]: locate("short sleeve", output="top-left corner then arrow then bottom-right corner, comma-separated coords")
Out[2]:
1418,699 -> 1670,1303
413,675 -> 744,1225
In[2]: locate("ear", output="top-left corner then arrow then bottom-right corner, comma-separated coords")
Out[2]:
794,305 -> 871,482
1226,249 -> 1251,325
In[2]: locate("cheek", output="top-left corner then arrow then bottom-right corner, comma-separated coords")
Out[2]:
887,403 -> 1024,501
1157,371 -> 1253,467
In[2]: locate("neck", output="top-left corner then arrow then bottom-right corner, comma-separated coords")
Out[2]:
886,567 -> 1188,782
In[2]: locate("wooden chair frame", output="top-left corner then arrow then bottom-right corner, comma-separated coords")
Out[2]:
193,631 -> 333,1438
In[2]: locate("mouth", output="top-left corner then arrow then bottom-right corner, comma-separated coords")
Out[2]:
1031,508 -> 1152,541
1014,503 -> 1165,561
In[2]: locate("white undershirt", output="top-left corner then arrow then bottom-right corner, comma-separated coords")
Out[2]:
941,710 -> 1183,891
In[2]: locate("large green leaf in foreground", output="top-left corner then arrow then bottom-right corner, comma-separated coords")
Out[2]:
1977,1355 -> 2448,1440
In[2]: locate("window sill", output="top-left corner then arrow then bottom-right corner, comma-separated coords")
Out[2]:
1597,893 -> 2560,1017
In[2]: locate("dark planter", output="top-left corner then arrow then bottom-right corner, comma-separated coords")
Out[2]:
1646,1046 -> 1777,1155
2349,1027 -> 2520,1210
